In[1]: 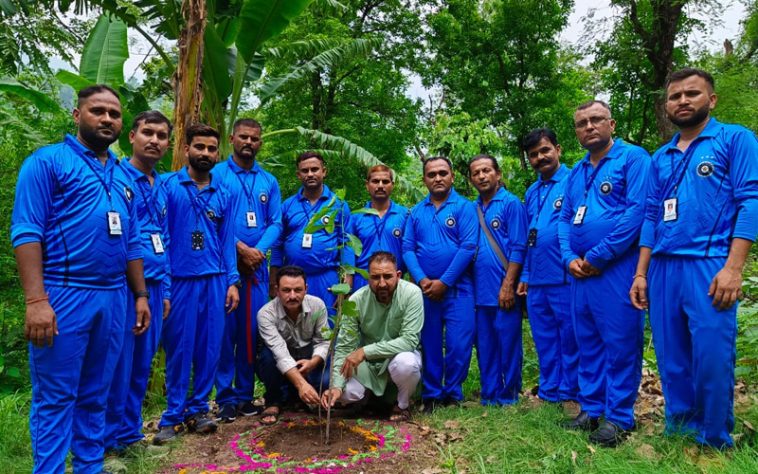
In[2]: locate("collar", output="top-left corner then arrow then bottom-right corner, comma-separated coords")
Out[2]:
423,187 -> 460,207
578,138 -> 626,168
297,184 -> 333,203
541,164 -> 569,183
363,200 -> 400,215
226,155 -> 261,174
122,157 -> 159,183
65,133 -> 118,165
274,296 -> 313,322
659,117 -> 722,154
477,185 -> 506,205
177,166 -> 217,191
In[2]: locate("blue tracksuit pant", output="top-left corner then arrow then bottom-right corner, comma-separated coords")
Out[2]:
159,275 -> 226,427
527,284 -> 579,403
475,304 -> 522,405
572,251 -> 643,430
30,286 -> 125,474
215,269 -> 268,406
306,268 -> 339,323
352,272 -> 368,291
421,291 -> 475,402
649,256 -> 737,448
104,281 -> 164,450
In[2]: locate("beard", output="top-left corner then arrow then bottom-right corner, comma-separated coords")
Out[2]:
668,103 -> 711,128
189,155 -> 215,172
79,123 -> 120,150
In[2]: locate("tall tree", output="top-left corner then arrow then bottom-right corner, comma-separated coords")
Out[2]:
420,0 -> 581,167
591,0 -> 722,144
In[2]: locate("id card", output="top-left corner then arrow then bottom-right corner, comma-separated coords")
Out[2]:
573,205 -> 587,225
150,233 -> 165,254
191,230 -> 205,250
527,228 -> 538,247
663,198 -> 678,222
107,211 -> 122,236
246,211 -> 258,228
301,233 -> 313,249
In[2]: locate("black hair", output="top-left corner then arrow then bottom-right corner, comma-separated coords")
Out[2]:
232,118 -> 262,133
666,68 -> 715,91
368,251 -> 397,268
77,84 -> 120,106
575,99 -> 611,113
296,151 -> 325,167
468,154 -> 500,173
131,110 -> 173,134
422,156 -> 453,174
185,123 -> 220,145
522,128 -> 559,152
276,265 -> 307,285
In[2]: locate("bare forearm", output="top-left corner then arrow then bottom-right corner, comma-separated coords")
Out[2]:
126,259 -> 147,294
724,238 -> 752,272
503,262 -> 522,286
284,366 -> 308,389
14,243 -> 46,299
635,247 -> 652,276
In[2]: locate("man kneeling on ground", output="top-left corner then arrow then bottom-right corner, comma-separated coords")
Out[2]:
322,251 -> 424,421
257,265 -> 330,424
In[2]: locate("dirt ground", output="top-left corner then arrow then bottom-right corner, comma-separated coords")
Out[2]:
162,409 -> 440,474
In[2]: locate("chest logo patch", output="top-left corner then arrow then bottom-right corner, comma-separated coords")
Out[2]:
392,227 -> 402,238
321,215 -> 331,225
445,216 -> 456,228
259,193 -> 268,203
599,181 -> 613,195
206,209 -> 217,221
553,197 -> 563,210
697,161 -> 714,177
490,218 -> 501,229
124,186 -> 134,202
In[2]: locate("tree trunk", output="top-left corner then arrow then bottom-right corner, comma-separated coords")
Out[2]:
172,0 -> 207,171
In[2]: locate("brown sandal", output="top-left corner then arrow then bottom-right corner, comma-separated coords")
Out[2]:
260,406 -> 280,425
389,404 -> 411,422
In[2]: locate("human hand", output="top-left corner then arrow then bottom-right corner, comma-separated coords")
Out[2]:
25,299 -> 58,347
516,282 -> 528,297
569,259 -> 590,279
226,285 -> 240,313
340,348 -> 366,379
297,382 -> 320,405
709,266 -> 743,310
321,387 -> 343,409
163,298 -> 171,320
499,280 -> 516,310
133,297 -> 151,336
629,275 -> 649,310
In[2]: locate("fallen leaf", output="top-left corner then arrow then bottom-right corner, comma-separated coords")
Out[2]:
743,420 -> 755,433
448,432 -> 464,442
480,411 -> 488,418
635,444 -> 659,460
587,444 -> 596,455
421,468 -> 444,474
571,450 -> 578,466
444,420 -> 461,430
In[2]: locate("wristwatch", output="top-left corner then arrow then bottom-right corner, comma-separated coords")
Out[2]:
134,290 -> 149,300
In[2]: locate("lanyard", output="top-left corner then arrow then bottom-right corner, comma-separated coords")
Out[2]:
300,197 -> 326,223
663,140 -> 702,198
81,155 -> 115,207
233,169 -> 259,210
582,158 -> 609,197
183,184 -> 213,230
535,180 -> 556,220
136,178 -> 162,227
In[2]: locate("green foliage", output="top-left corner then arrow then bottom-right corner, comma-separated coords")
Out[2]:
79,15 -> 129,87
236,0 -> 315,63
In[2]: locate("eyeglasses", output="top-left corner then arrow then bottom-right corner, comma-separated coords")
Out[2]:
574,116 -> 610,129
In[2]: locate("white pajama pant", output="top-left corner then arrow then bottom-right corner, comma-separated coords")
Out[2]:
339,351 -> 422,409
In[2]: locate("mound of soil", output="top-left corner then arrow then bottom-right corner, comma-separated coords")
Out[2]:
165,410 -> 439,473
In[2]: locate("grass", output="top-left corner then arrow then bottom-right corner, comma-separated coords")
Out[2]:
0,310 -> 756,473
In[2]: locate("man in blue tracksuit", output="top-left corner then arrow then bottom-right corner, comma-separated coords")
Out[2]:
105,111 -> 173,452
517,128 -> 579,405
349,164 -> 408,289
402,157 -> 478,412
11,85 -> 150,473
213,118 -> 282,422
558,100 -> 650,447
270,151 -> 354,319
155,124 -> 240,444
469,155 -> 528,406
630,68 -> 758,448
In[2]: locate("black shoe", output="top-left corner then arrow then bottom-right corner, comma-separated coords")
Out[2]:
185,413 -> 218,434
421,399 -> 441,414
215,403 -> 237,423
153,424 -> 184,445
589,420 -> 631,447
562,411 -> 600,431
237,400 -> 264,417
